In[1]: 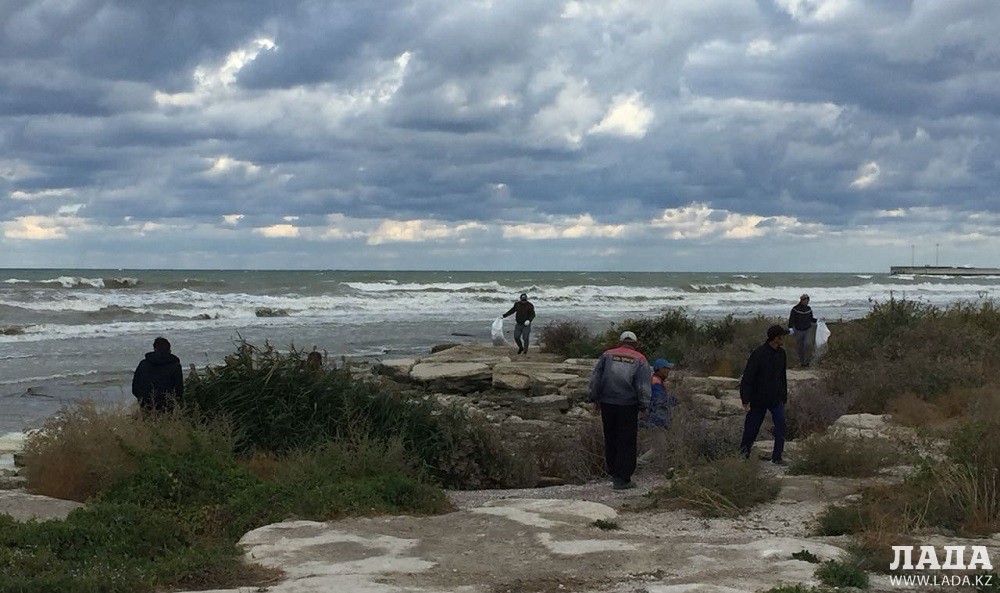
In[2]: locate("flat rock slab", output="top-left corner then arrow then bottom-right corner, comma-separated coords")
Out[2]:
0,490 -> 83,522
409,362 -> 492,382
176,496 -> 851,593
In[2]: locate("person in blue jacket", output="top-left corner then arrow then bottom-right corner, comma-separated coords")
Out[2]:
640,358 -> 678,428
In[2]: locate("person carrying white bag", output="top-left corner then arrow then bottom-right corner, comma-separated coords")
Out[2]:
502,293 -> 536,354
814,320 -> 831,359
491,316 -> 508,346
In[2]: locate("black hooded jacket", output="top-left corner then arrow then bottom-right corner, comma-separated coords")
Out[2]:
132,350 -> 184,410
788,304 -> 816,331
739,341 -> 788,408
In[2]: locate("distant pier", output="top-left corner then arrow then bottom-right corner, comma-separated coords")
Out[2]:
890,266 -> 1000,276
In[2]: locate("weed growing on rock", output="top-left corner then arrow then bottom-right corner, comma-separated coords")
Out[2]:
791,550 -> 821,563
815,559 -> 869,589
591,519 -> 620,530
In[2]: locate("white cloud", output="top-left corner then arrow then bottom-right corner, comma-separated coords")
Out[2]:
10,188 -> 74,200
56,203 -> 84,215
652,203 -> 819,240
589,92 -> 654,139
529,76 -> 603,148
2,215 -> 90,240
501,214 -> 624,240
774,0 -> 852,23
850,161 -> 881,189
155,38 -> 277,106
746,38 -> 777,57
367,219 -> 487,245
205,156 -> 261,177
222,214 -> 245,225
254,223 -> 300,238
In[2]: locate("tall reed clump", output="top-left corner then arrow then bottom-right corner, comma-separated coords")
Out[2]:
820,298 -> 1000,413
183,341 -> 530,489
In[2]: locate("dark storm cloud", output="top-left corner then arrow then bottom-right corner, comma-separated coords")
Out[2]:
2,0 -> 1000,270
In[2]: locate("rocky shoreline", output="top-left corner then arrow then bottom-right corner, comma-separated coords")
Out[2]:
3,340 -> 977,593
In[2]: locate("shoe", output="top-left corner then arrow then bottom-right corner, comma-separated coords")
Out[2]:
516,348 -> 523,354
612,480 -> 637,490
771,459 -> 787,466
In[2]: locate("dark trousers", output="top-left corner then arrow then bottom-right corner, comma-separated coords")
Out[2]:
740,402 -> 786,462
600,403 -> 639,482
514,323 -> 531,351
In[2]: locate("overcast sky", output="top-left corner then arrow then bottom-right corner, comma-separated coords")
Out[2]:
2,0 -> 998,272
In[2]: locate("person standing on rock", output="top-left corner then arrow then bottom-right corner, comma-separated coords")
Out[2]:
739,325 -> 789,465
788,294 -> 817,367
589,331 -> 653,490
132,336 -> 184,412
502,293 -> 536,355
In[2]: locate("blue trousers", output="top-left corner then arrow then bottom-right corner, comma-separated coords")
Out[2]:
794,327 -> 811,366
740,402 -> 786,462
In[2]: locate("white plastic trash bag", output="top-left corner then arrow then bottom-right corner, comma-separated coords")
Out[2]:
815,321 -> 831,349
491,316 -> 508,346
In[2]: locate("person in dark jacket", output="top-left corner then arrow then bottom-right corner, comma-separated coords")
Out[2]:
132,337 -> 184,412
589,331 -> 653,490
788,294 -> 817,367
739,325 -> 790,465
502,293 -> 536,354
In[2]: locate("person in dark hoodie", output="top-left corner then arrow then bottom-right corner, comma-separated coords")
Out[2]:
132,337 -> 184,412
502,293 -> 536,355
788,294 -> 817,367
739,325 -> 790,465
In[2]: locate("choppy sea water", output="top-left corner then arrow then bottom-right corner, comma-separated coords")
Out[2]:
2,268 -> 999,434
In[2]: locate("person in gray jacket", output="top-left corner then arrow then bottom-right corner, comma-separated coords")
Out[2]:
589,331 -> 653,490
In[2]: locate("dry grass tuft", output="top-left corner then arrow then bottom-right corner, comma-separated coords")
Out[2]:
20,402 -> 232,501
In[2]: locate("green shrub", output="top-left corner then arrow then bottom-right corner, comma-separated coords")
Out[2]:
815,559 -> 869,589
816,504 -> 866,536
184,341 -> 529,489
539,320 -> 604,357
591,519 -> 620,530
653,456 -> 781,517
789,435 -> 896,478
0,503 -> 266,593
821,299 -> 1000,413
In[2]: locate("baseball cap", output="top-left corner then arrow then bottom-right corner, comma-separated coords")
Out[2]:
653,358 -> 673,370
620,331 -> 638,343
767,325 -> 791,340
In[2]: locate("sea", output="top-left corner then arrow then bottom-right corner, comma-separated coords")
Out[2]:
2,268 -> 1000,441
